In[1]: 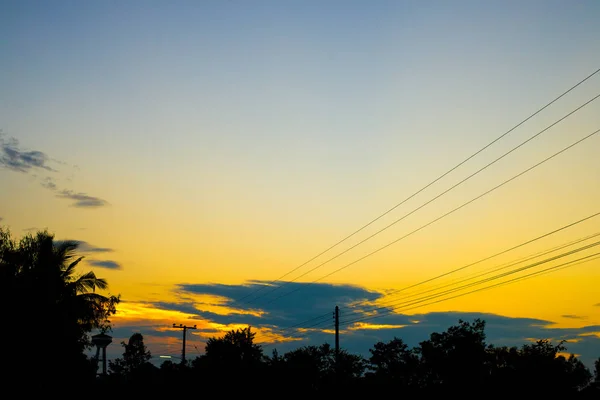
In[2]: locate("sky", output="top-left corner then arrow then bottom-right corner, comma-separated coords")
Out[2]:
1,0 -> 600,369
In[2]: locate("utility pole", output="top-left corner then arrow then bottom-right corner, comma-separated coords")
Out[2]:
172,323 -> 197,364
334,305 -> 340,368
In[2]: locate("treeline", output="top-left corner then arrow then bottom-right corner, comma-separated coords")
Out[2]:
102,321 -> 600,397
2,227 -> 599,396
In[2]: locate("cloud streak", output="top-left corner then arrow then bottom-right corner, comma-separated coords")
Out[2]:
55,239 -> 114,253
40,176 -> 58,190
0,135 -> 56,172
57,189 -> 109,208
561,314 -> 586,320
0,132 -> 109,208
87,260 -> 122,270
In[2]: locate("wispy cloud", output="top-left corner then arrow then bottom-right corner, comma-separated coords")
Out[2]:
55,239 -> 114,253
22,227 -> 38,232
57,189 -> 109,208
40,176 -> 57,190
0,135 -> 56,172
77,241 -> 114,253
87,260 -> 122,270
1,132 -> 109,208
562,314 -> 587,320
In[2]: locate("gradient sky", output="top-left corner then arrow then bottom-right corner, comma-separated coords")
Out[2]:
1,0 -> 600,368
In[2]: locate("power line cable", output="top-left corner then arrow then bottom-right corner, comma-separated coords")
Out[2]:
256,251 -> 600,347
256,316 -> 334,347
265,126 -> 600,304
248,93 -> 600,305
344,229 -> 600,313
250,311 -> 332,344
232,67 -> 600,305
339,251 -> 600,329
253,217 -> 600,345
339,241 -> 600,326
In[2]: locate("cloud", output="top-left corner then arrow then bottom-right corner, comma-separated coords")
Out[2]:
22,227 -> 38,232
0,132 -> 109,208
595,303 -> 600,307
562,314 -> 586,319
55,240 -> 114,253
87,260 -> 122,270
0,136 -> 57,173
175,280 -> 385,327
57,189 -> 109,208
40,176 -> 57,190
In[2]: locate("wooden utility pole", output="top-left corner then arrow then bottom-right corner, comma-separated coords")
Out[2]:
334,305 -> 340,367
172,323 -> 197,364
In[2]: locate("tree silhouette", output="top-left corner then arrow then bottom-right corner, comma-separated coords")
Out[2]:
366,337 -> 418,389
193,326 -> 264,393
203,326 -> 263,368
415,318 -> 488,393
109,333 -> 153,375
0,227 -> 120,390
271,343 -> 365,394
506,339 -> 592,395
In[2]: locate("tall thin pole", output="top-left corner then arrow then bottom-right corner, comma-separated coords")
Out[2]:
334,305 -> 339,366
172,323 -> 197,364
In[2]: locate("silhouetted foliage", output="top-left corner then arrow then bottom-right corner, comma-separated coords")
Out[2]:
106,333 -> 158,390
190,326 -> 265,394
98,321 -> 600,397
0,227 -> 120,391
415,318 -> 488,393
108,333 -> 153,375
366,337 -> 418,388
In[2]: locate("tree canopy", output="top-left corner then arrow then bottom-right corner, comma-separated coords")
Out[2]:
0,227 -> 120,390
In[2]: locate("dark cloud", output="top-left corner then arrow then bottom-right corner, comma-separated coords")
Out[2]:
57,189 -> 108,208
0,136 -> 56,172
76,241 -> 114,253
176,280 -> 384,327
595,303 -> 600,307
87,260 -> 122,270
54,240 -> 114,253
562,314 -> 586,320
23,227 -> 38,232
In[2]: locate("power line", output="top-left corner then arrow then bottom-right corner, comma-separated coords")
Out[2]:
339,238 -> 600,326
256,316 -> 334,348
339,251 -> 600,329
265,126 -> 600,304
251,312 -> 332,344
255,251 -> 600,348
343,228 -> 600,312
251,213 -> 600,346
232,67 -> 600,306
247,93 -> 600,305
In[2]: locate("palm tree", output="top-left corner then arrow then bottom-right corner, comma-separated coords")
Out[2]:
0,227 -> 120,386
